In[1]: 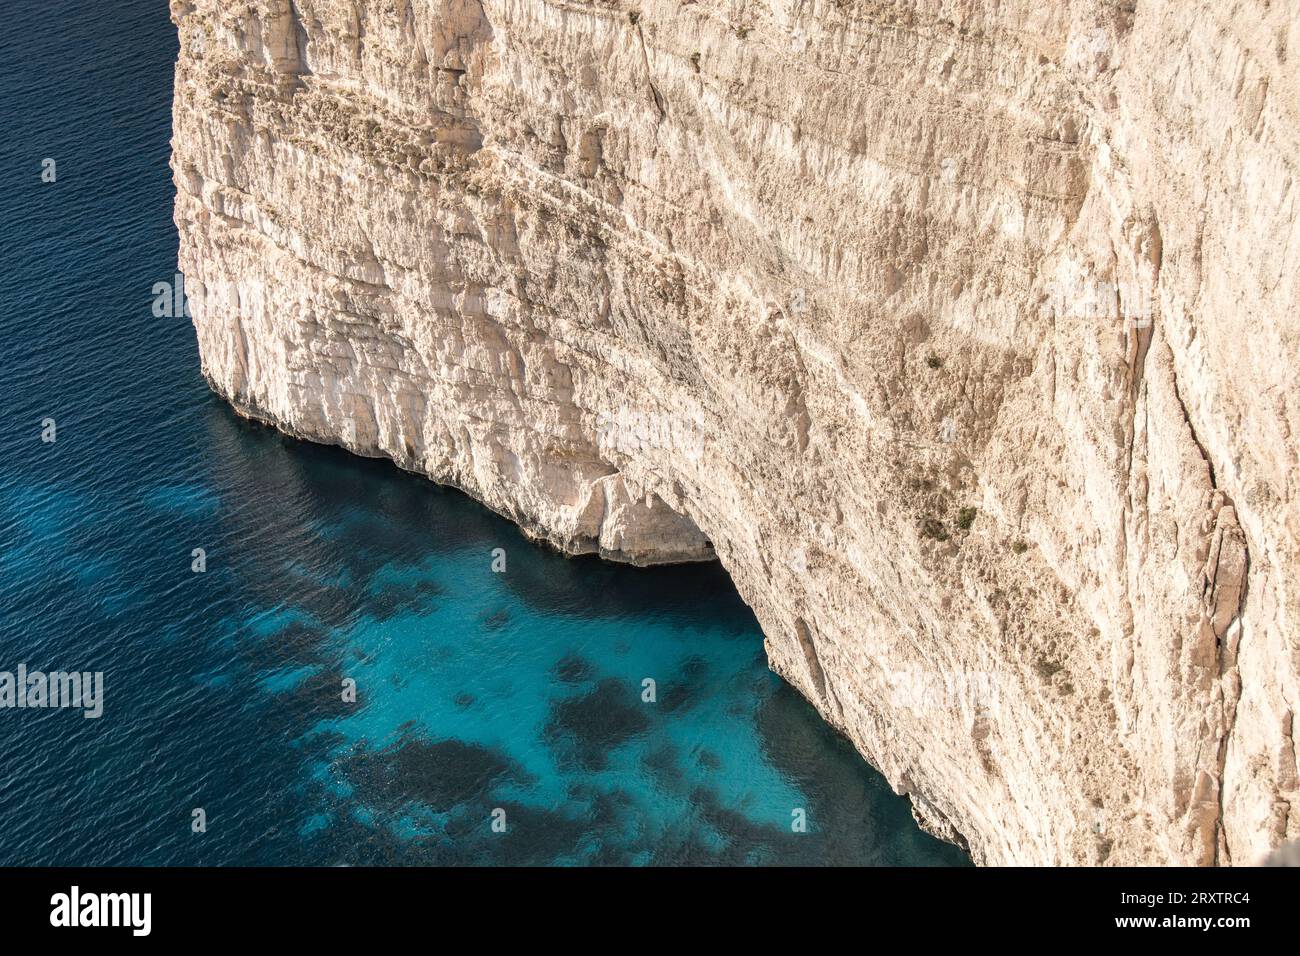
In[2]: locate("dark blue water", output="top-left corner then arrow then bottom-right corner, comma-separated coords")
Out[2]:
0,0 -> 967,866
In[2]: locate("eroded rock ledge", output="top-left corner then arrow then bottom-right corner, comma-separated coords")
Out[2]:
170,0 -> 1300,864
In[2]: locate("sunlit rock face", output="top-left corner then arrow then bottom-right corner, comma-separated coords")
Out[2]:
170,0 -> 1300,864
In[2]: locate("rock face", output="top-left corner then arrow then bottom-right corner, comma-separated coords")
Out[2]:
170,0 -> 1300,864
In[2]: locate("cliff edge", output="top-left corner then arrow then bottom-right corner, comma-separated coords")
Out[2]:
170,0 -> 1300,864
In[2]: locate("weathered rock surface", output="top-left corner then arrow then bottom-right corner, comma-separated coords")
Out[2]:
170,0 -> 1300,864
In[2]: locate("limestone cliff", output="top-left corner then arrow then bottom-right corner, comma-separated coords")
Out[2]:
169,0 -> 1300,864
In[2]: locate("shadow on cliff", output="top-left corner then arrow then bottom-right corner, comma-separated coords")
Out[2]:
206,403 -> 757,631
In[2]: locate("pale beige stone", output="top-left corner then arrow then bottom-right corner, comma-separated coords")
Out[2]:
170,0 -> 1300,864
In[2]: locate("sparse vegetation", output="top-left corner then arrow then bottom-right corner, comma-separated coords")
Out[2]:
1011,539 -> 1029,554
690,51 -> 701,72
957,506 -> 977,530
926,354 -> 943,369
921,517 -> 949,541
1035,658 -> 1063,681
628,11 -> 640,25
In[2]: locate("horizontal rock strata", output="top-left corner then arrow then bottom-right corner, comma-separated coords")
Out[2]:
171,0 -> 1300,863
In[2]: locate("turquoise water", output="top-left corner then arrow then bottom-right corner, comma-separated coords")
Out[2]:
0,0 -> 968,866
